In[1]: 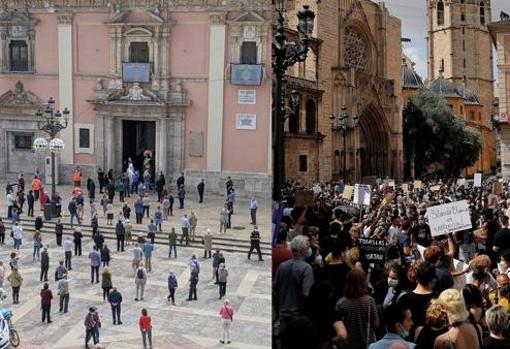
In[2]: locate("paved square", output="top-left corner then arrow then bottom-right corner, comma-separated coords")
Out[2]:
0,184 -> 271,349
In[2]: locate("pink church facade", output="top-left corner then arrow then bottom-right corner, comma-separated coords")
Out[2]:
0,0 -> 271,196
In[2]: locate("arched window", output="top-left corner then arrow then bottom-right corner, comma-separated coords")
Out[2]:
305,99 -> 316,134
289,104 -> 300,133
480,2 -> 485,25
437,1 -> 444,26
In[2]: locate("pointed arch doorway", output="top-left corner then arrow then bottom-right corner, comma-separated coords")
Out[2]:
358,103 -> 392,179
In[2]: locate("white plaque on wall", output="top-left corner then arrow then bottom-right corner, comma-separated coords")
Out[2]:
238,90 -> 256,104
236,113 -> 257,130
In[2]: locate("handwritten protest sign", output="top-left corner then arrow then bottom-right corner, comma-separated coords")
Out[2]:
353,184 -> 371,206
342,186 -> 354,200
474,173 -> 482,187
426,200 -> 472,237
493,181 -> 503,195
413,180 -> 422,189
295,190 -> 314,207
457,178 -> 466,187
358,238 -> 387,263
430,185 -> 441,192
402,183 -> 409,193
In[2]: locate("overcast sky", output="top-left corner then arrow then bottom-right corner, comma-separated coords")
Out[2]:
384,0 -> 507,79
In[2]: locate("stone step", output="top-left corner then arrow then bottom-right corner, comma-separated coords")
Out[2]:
11,215 -> 273,247
3,220 -> 272,256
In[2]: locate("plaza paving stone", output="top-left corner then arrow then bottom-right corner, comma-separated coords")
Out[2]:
0,183 -> 272,348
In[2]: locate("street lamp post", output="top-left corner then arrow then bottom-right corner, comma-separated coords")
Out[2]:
330,106 -> 359,181
33,97 -> 69,198
272,0 -> 315,245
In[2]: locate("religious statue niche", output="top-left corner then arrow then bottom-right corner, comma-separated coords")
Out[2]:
143,150 -> 153,172
344,26 -> 369,71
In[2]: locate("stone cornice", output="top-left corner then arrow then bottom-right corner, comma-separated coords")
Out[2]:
0,0 -> 270,12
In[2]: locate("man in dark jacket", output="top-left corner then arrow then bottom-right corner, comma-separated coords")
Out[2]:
177,172 -> 185,188
115,220 -> 126,252
27,190 -> 35,217
68,199 -> 80,227
94,231 -> 105,250
248,226 -> 264,261
55,219 -> 64,246
73,229 -> 83,256
87,177 -> 96,201
40,247 -> 49,282
187,266 -> 199,301
197,179 -> 205,203
108,287 -> 123,325
40,283 -> 53,323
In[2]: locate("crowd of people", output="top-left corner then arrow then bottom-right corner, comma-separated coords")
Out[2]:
273,177 -> 510,349
0,161 -> 268,348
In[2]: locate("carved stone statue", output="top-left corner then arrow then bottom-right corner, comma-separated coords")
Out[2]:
95,78 -> 103,90
120,83 -> 151,101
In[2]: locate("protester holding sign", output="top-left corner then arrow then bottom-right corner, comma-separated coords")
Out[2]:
274,176 -> 510,349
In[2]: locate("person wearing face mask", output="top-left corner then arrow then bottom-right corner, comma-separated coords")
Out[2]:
382,264 -> 408,309
414,215 -> 432,247
368,303 -> 415,349
498,251 -> 510,278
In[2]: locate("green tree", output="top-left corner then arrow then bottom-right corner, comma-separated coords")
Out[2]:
403,89 -> 481,178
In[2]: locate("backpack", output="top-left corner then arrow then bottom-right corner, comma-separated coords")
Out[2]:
137,268 -> 144,279
84,313 -> 96,330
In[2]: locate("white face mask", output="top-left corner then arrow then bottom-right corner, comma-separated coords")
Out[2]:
499,261 -> 509,272
388,278 -> 399,288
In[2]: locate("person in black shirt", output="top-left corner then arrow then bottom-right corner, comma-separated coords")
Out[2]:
55,219 -> 64,246
483,305 -> 510,349
27,190 -> 35,217
197,179 -> 205,203
247,227 -> 263,261
494,216 -> 510,256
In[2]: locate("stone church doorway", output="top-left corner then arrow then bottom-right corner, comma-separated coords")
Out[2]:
359,104 -> 391,179
122,120 -> 156,176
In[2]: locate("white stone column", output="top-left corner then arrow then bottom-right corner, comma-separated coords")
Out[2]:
57,12 -> 74,166
206,13 -> 226,172
105,117 -> 115,172
158,117 -> 167,176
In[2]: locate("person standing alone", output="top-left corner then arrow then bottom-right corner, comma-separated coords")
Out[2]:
139,308 -> 153,349
250,197 -> 258,225
219,299 -> 234,344
248,226 -> 264,261
40,282 -> 53,323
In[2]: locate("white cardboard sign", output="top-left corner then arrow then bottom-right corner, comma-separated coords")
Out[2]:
426,200 -> 472,237
353,184 -> 371,206
474,173 -> 482,187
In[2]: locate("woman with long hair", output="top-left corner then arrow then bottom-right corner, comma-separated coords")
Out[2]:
334,268 -> 379,349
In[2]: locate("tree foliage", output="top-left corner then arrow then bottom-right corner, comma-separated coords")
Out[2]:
403,89 -> 482,178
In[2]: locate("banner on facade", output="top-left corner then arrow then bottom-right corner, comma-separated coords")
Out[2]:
353,184 -> 371,206
474,173 -> 482,187
426,200 -> 472,237
358,238 -> 387,263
